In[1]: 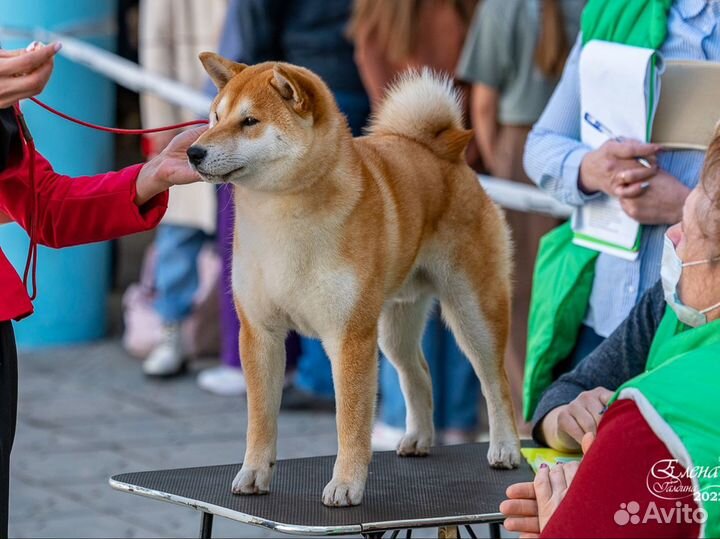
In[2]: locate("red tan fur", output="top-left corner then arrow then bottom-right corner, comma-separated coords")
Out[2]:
193,54 -> 521,507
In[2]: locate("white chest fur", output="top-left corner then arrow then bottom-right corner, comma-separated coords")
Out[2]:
231,210 -> 359,338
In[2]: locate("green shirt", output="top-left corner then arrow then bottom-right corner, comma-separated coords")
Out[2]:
456,0 -> 585,125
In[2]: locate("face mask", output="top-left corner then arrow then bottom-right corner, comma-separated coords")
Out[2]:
661,234 -> 720,327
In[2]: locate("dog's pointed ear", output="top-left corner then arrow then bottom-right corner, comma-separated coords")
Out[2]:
270,65 -> 311,115
200,52 -> 246,90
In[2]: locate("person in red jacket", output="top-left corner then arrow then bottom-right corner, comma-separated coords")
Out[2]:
0,42 -> 206,536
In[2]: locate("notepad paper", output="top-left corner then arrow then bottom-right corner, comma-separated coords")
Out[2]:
521,447 -> 582,473
575,40 -> 659,261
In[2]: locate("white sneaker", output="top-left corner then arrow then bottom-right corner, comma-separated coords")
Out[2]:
197,365 -> 247,396
371,421 -> 405,451
142,323 -> 185,377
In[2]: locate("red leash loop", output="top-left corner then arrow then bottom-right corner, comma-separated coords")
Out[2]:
28,97 -> 208,134
15,98 -> 209,301
13,105 -> 39,300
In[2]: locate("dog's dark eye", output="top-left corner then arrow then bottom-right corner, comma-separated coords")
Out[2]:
242,116 -> 259,127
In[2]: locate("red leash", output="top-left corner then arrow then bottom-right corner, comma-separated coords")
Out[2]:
15,97 -> 209,301
28,97 -> 208,134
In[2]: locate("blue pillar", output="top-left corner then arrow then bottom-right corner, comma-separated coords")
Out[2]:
0,0 -> 119,347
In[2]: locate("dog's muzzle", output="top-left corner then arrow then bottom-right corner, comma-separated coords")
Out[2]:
187,145 -> 208,166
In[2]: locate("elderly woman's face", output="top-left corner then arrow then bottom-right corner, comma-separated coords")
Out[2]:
667,187 -> 706,257
666,184 -> 720,312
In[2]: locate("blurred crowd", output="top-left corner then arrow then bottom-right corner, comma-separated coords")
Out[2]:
123,0 -> 720,467
6,0 -> 720,536
125,0 -> 586,445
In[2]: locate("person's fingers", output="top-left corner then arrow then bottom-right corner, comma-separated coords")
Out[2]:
506,482 -> 536,500
548,464 -> 568,495
4,58 -> 53,97
581,432 -> 596,454
534,465 -> 552,504
0,43 -> 61,77
558,411 -> 586,445
562,461 -> 581,486
0,48 -> 25,59
0,62 -> 52,107
612,164 -> 657,189
167,125 -> 208,152
0,55 -> 53,94
500,498 -> 539,517
619,197 -> 643,222
167,165 -> 202,186
616,182 -> 648,199
573,405 -> 600,436
592,393 -> 611,418
563,403 -> 594,439
578,391 -> 608,427
518,533 -> 540,539
596,388 -> 614,405
608,139 -> 662,159
503,516 -> 540,534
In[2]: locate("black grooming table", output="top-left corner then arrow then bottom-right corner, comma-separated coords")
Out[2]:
110,443 -> 533,538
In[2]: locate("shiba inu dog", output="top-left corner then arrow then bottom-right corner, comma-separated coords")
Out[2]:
190,52 -> 521,507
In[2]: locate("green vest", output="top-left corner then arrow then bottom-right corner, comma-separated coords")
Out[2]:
613,308 -> 720,538
523,0 -> 672,421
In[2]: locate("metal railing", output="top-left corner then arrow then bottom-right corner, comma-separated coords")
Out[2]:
1,26 -> 572,219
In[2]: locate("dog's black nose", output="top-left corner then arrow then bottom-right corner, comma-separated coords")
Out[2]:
187,145 -> 207,166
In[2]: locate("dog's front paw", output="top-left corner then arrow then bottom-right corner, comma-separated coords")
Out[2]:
396,431 -> 432,457
322,478 -> 365,507
231,464 -> 273,495
487,439 -> 521,469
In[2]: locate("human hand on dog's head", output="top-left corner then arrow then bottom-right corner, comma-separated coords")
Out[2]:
134,126 -> 208,205
0,42 -> 61,109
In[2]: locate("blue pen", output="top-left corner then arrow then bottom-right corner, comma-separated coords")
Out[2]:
583,112 -> 654,170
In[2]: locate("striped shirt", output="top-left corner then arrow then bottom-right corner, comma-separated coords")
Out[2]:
524,0 -> 720,337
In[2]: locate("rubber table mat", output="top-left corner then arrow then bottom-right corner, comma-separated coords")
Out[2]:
111,443 -> 534,534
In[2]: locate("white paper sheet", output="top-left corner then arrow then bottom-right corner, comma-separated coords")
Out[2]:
573,40 -> 658,261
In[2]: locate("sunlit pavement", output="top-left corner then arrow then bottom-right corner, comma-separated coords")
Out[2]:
10,339 -> 511,538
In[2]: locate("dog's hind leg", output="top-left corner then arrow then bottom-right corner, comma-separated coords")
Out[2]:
231,313 -> 286,495
378,295 -> 435,456
436,269 -> 521,469
321,328 -> 378,507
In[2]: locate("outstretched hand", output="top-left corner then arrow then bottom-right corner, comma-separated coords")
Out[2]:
155,126 -> 209,186
135,126 -> 208,205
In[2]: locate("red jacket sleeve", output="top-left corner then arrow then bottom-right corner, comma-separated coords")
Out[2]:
541,399 -> 700,538
0,143 -> 167,248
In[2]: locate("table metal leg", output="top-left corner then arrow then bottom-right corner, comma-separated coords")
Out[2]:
488,522 -> 501,539
199,512 -> 214,539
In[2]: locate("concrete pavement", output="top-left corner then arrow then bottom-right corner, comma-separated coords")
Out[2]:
9,339 -> 508,538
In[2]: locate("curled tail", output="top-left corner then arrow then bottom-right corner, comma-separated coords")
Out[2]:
367,68 -> 473,162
